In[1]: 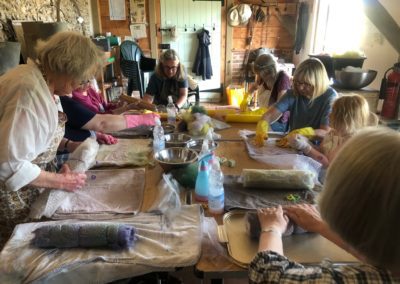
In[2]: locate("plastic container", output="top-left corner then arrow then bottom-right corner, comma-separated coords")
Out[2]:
167,96 -> 176,125
226,85 -> 245,106
153,117 -> 165,153
208,160 -> 224,214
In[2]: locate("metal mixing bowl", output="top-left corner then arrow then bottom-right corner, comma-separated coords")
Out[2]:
164,133 -> 192,148
154,147 -> 198,172
187,139 -> 219,153
334,70 -> 377,89
150,123 -> 175,134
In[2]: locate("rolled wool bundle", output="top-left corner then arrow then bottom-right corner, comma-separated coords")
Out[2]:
32,223 -> 137,250
245,211 -> 306,239
242,169 -> 315,190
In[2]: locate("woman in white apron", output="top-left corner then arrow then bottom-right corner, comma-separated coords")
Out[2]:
0,31 -> 103,248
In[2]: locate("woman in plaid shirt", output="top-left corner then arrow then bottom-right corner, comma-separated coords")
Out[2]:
249,127 -> 400,283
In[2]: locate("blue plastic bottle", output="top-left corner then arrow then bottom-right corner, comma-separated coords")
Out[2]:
195,159 -> 209,202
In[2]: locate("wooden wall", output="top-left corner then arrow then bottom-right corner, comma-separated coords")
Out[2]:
97,0 -> 151,54
229,0 -> 298,84
97,0 -> 298,87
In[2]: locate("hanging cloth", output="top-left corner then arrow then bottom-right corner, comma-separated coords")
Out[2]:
192,29 -> 213,80
294,2 -> 309,54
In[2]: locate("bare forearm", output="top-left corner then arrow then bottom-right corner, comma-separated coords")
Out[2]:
258,231 -> 284,255
318,223 -> 363,260
83,114 -> 127,132
176,90 -> 188,108
30,170 -> 85,191
261,107 -> 282,125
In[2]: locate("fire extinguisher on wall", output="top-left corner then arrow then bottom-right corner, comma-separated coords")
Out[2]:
380,62 -> 400,119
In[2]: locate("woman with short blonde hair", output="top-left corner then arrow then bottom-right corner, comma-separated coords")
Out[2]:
292,58 -> 330,101
144,49 -> 189,108
0,31 -> 101,248
36,31 -> 103,86
320,127 -> 400,271
258,58 -> 337,135
249,127 -> 400,282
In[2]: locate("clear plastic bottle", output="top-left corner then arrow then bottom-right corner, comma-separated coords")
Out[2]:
208,160 -> 225,214
195,159 -> 209,202
153,117 -> 165,153
166,96 -> 176,125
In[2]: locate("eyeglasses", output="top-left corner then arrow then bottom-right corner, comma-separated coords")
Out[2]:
293,80 -> 312,89
79,80 -> 90,86
163,65 -> 179,71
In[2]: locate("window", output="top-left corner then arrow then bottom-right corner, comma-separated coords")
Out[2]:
312,0 -> 365,55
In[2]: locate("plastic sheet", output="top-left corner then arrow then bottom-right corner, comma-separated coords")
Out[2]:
147,173 -> 183,226
29,138 -> 99,219
239,129 -> 322,186
0,205 -> 203,283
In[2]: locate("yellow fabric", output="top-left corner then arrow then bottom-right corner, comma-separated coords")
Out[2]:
276,127 -> 315,148
255,120 -> 269,147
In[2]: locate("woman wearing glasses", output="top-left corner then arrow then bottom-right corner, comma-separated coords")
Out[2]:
143,49 -> 189,109
0,32 -> 99,247
259,58 -> 337,134
251,54 -> 291,132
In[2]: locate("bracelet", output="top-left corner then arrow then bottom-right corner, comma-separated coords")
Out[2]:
261,227 -> 282,237
64,139 -> 70,151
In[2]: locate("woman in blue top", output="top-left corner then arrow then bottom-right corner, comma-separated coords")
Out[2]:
143,49 -> 189,109
260,58 -> 337,133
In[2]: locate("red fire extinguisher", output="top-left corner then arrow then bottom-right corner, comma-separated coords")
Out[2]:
381,62 -> 400,119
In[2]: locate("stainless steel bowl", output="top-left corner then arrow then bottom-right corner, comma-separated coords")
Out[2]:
164,133 -> 192,148
334,70 -> 377,89
150,123 -> 175,134
154,147 -> 198,172
188,139 -> 219,153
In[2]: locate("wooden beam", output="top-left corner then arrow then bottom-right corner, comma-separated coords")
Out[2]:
149,0 -> 158,58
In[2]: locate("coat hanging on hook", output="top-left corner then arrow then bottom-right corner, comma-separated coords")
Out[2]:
192,28 -> 213,80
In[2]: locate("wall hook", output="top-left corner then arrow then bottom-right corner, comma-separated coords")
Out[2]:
193,24 -> 196,31
213,23 -> 215,31
184,24 -> 187,32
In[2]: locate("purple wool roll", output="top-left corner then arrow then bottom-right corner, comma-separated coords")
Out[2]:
32,224 -> 137,250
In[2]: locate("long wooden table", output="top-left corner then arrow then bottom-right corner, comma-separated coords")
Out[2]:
141,122 -> 357,281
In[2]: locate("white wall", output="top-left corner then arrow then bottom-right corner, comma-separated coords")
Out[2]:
293,0 -> 400,90
361,0 -> 400,89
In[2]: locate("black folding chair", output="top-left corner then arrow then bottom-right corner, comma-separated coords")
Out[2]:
120,40 -> 156,98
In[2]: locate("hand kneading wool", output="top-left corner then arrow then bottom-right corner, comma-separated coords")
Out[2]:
32,223 -> 137,250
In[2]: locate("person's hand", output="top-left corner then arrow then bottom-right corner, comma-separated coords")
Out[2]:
96,132 -> 118,144
283,204 -> 325,233
57,164 -> 87,192
287,134 -> 312,154
255,120 -> 269,147
257,206 -> 289,234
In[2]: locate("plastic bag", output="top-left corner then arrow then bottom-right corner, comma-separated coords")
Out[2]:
29,138 -> 99,219
147,173 -> 183,227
